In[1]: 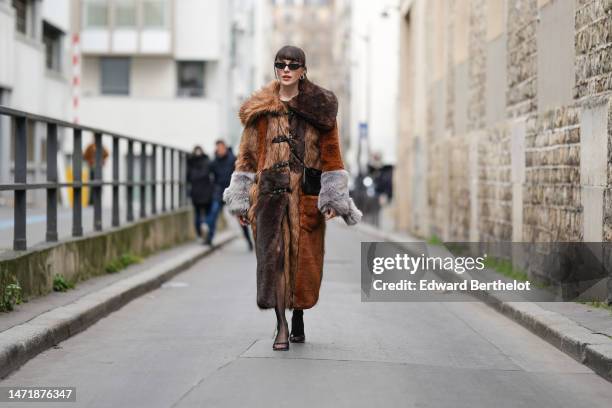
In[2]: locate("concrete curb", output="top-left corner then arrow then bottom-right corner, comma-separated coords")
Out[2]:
0,231 -> 236,379
355,223 -> 612,383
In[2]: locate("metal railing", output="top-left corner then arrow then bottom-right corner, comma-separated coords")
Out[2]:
0,106 -> 189,251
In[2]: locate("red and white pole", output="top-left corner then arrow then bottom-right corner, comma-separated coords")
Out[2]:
71,32 -> 81,125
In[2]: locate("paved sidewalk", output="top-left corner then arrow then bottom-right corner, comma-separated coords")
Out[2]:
0,241 -> 220,333
0,220 -> 611,407
0,229 -> 237,379
359,207 -> 612,382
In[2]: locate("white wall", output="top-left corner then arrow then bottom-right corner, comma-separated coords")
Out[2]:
0,2 -> 15,88
131,57 -> 175,98
81,56 -> 99,96
82,56 -> 175,98
174,0 -> 221,60
79,97 -> 220,152
77,0 -> 237,157
12,36 -> 70,117
0,0 -> 71,117
42,0 -> 70,32
253,0 -> 273,86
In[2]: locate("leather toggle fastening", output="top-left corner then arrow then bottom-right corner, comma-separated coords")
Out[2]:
271,160 -> 290,170
268,187 -> 292,195
272,135 -> 290,143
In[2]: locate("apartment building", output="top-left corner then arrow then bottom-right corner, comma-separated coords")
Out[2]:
74,0 -> 234,153
0,0 -> 72,203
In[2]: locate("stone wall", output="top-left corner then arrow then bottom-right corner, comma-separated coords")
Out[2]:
427,140 -> 447,240
506,0 -> 538,118
468,0 -> 487,131
397,0 -> 612,289
478,124 -> 513,242
605,101 -> 612,241
575,0 -> 612,100
523,107 -> 582,242
445,0 -> 457,133
449,136 -> 472,240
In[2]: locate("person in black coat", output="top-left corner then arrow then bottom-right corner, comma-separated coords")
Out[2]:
208,140 -> 253,249
187,146 -> 214,240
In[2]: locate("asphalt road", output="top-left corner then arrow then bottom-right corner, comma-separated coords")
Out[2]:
1,221 -> 611,407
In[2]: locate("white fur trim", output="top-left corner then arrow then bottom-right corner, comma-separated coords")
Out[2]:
318,169 -> 363,225
223,171 -> 255,216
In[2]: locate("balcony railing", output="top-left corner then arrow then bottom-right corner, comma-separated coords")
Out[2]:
0,105 -> 189,251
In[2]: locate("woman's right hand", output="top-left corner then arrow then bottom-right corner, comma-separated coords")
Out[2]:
238,214 -> 250,226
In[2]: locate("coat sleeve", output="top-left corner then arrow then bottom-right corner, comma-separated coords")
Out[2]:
222,121 -> 258,216
317,121 -> 363,225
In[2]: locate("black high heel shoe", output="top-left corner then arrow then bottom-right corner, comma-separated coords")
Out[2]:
273,322 -> 290,351
290,309 -> 305,343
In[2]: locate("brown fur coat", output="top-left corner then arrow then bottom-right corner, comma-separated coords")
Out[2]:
223,78 -> 362,310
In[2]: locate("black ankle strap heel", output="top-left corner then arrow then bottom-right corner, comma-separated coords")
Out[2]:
290,309 -> 305,343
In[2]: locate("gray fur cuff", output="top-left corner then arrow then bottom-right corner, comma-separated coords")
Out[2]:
318,169 -> 363,226
223,171 -> 255,216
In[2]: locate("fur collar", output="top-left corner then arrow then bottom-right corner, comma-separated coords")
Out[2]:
239,79 -> 338,131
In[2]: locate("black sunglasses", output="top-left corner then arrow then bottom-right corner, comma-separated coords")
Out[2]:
274,61 -> 303,70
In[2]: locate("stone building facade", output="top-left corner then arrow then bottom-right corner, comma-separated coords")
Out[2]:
396,0 -> 612,252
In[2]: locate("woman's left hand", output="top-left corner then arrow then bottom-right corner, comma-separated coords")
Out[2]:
324,208 -> 337,220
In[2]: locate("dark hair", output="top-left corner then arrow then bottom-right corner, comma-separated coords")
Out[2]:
274,45 -> 307,81
274,45 -> 306,66
215,139 -> 226,146
192,145 -> 204,155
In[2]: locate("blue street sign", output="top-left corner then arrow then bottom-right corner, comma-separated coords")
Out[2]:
359,122 -> 368,139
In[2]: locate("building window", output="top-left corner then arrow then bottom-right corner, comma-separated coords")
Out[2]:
143,0 -> 167,28
177,61 -> 204,97
100,57 -> 130,95
12,0 -> 27,34
43,22 -> 63,72
84,0 -> 108,28
115,0 -> 136,28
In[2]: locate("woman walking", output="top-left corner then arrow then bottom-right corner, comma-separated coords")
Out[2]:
223,45 -> 362,350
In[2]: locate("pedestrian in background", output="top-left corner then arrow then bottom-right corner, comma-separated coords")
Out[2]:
209,140 -> 254,250
186,145 -> 214,241
83,137 -> 109,205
